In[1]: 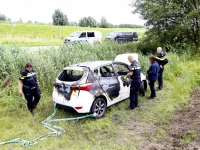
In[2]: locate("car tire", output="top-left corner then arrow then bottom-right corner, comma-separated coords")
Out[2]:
116,39 -> 123,44
139,81 -> 145,96
91,97 -> 107,119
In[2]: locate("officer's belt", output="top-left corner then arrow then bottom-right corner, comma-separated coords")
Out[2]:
23,85 -> 37,89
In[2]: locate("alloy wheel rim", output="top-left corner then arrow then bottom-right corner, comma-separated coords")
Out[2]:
94,100 -> 105,115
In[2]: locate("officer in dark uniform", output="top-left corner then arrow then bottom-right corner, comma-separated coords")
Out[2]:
155,47 -> 168,90
125,55 -> 141,110
18,62 -> 41,116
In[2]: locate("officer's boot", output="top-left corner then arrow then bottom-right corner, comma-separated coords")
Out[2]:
159,84 -> 163,90
29,109 -> 34,116
156,84 -> 163,91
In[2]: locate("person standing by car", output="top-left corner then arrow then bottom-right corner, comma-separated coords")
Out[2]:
147,56 -> 160,99
155,47 -> 168,90
124,55 -> 141,110
18,62 -> 41,116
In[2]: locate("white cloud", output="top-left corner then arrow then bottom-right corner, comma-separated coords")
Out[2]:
0,0 -> 145,25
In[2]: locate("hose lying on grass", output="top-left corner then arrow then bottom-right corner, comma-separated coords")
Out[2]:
0,106 -> 96,147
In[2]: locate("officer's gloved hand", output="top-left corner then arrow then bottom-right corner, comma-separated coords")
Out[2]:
123,82 -> 128,87
121,76 -> 128,87
123,76 -> 127,82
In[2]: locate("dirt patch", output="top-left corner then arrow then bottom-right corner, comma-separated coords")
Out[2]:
119,87 -> 200,150
169,87 -> 200,150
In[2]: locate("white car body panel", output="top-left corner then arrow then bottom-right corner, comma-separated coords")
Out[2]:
114,53 -> 146,81
53,88 -> 94,113
64,31 -> 102,44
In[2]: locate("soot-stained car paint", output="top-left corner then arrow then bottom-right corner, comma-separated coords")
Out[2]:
87,69 -> 120,101
56,67 -> 89,100
55,62 -> 127,101
53,59 -> 147,118
57,83 -> 73,100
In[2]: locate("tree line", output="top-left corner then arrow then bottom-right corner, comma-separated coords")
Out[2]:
52,9 -> 143,28
0,13 -> 11,22
0,9 -> 143,28
131,0 -> 200,52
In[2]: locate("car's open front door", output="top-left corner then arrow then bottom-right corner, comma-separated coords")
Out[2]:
99,65 -> 121,102
113,62 -> 130,99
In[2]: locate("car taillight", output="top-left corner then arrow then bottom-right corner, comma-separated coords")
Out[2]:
53,82 -> 58,88
71,83 -> 93,92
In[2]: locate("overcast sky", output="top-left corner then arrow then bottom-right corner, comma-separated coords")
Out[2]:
0,0 -> 145,25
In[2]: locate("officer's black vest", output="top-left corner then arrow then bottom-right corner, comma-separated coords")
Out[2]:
20,69 -> 37,86
130,60 -> 141,79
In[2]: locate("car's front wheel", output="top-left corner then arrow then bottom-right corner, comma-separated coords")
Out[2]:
91,98 -> 107,119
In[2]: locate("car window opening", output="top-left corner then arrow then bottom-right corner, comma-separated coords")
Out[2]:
87,32 -> 95,37
100,65 -> 115,77
58,70 -> 84,82
79,32 -> 86,38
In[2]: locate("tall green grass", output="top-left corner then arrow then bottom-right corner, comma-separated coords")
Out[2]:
0,43 -> 199,149
0,41 -> 138,94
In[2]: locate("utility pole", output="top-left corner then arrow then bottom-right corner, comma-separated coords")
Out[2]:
8,22 -> 16,44
58,19 -> 60,39
56,14 -> 60,39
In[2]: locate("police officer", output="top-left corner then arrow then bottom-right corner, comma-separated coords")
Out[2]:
124,55 -> 141,110
155,47 -> 168,90
147,56 -> 159,99
18,62 -> 41,116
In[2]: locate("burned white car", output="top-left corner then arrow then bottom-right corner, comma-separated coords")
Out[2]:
53,54 -> 147,118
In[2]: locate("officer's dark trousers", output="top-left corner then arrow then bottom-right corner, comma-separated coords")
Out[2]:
158,68 -> 164,89
149,80 -> 156,97
129,80 -> 141,108
23,87 -> 41,111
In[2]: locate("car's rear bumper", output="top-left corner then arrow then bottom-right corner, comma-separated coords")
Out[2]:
54,103 -> 76,111
53,90 -> 94,113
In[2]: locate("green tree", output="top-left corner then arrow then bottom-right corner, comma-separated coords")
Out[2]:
100,16 -> 109,28
18,18 -> 23,23
0,13 -> 7,21
52,9 -> 69,26
27,20 -> 32,24
0,13 -> 11,21
131,0 -> 200,51
78,16 -> 97,27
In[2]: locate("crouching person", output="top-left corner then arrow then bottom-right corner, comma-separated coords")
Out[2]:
18,62 -> 41,116
147,56 -> 159,99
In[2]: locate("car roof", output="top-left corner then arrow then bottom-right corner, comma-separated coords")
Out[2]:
70,61 -> 112,68
110,31 -> 132,33
67,61 -> 127,70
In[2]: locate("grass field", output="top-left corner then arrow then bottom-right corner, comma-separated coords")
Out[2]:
0,43 -> 200,149
0,22 -> 147,46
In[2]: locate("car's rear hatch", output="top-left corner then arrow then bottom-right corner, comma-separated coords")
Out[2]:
53,66 -> 90,100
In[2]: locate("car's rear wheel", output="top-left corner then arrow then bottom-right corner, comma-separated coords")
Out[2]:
116,39 -> 123,44
91,98 -> 107,119
139,80 -> 146,96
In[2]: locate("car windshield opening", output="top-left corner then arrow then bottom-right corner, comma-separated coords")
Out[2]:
109,32 -> 118,36
69,31 -> 81,37
58,69 -> 84,82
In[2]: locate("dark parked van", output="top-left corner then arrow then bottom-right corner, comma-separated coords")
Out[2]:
105,31 -> 138,43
